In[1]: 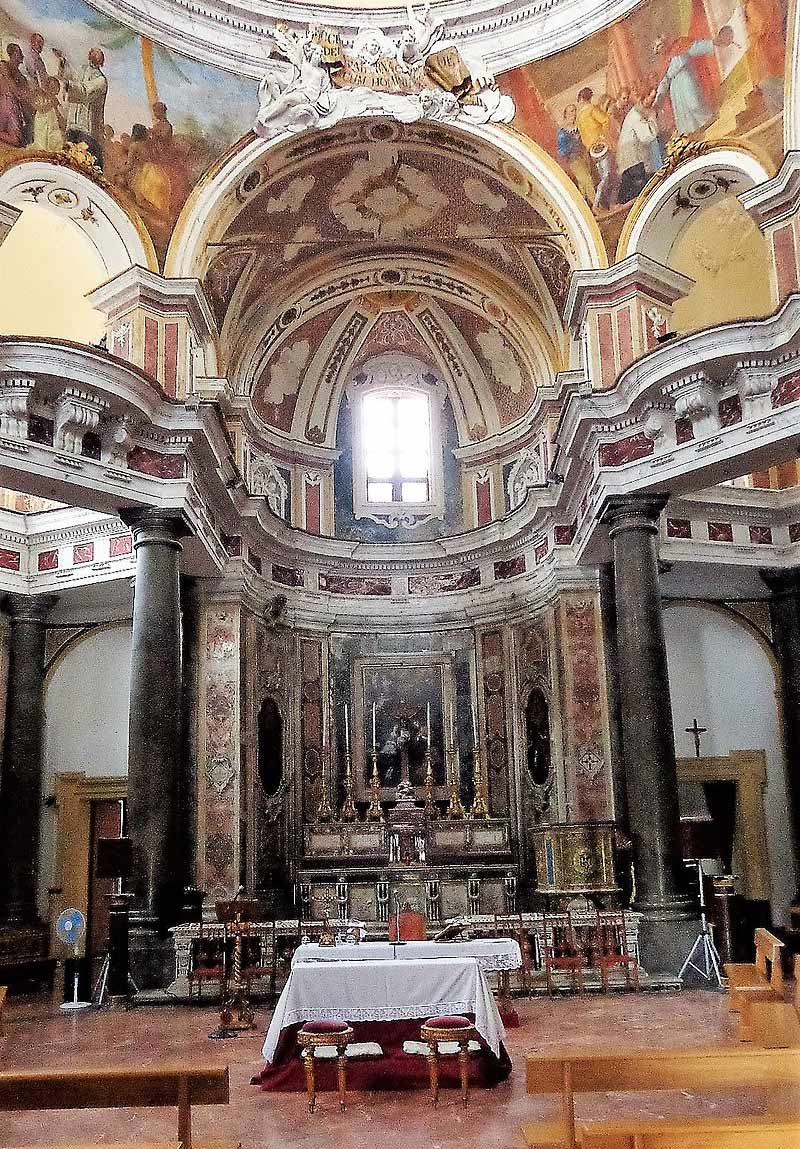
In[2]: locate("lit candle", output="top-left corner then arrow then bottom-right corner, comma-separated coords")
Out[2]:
372,702 -> 377,753
344,702 -> 350,750
426,702 -> 431,739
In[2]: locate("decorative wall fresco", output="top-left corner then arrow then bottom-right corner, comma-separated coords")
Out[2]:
506,0 -> 787,247
0,0 -> 255,255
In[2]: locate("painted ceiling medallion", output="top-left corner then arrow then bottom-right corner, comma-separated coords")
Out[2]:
255,14 -> 515,141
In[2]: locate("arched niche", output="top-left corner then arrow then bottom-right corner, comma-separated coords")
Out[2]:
257,696 -> 284,798
524,686 -> 554,820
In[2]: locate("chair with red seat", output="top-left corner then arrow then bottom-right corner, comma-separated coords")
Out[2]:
420,1015 -> 478,1106
389,902 -> 427,941
593,909 -> 640,992
297,1020 -> 354,1112
187,922 -> 226,1002
542,911 -> 587,995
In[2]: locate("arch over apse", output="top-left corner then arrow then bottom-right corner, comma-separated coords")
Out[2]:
165,120 -> 608,280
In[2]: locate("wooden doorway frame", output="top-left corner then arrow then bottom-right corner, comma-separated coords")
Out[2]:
677,750 -> 770,901
50,772 -> 127,955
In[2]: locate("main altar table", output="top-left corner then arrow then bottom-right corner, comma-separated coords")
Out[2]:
291,937 -> 522,972
255,949 -> 513,1093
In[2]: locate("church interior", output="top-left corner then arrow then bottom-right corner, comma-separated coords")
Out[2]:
2,0 -> 800,1141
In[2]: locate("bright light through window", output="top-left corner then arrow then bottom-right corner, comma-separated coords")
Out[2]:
363,391 -> 431,505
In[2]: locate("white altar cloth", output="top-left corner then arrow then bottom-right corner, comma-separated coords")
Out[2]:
262,956 -> 506,1063
291,937 -> 521,972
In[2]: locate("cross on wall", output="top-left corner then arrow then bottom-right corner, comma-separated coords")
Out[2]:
685,717 -> 708,759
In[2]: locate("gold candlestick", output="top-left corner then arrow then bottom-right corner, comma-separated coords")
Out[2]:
366,751 -> 383,821
470,743 -> 489,819
423,753 -> 435,818
340,738 -> 358,822
447,747 -> 465,819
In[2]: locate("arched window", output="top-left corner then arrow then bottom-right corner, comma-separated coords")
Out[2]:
349,354 -> 445,525
362,389 -> 431,505
257,698 -> 283,797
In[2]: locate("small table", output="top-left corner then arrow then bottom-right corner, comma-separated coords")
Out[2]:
256,955 -> 512,1094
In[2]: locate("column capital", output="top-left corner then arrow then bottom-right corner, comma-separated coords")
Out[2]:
599,494 -> 669,537
119,508 -> 188,551
2,593 -> 58,624
760,567 -> 800,599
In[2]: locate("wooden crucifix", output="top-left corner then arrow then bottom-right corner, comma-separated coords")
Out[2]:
685,717 -> 708,759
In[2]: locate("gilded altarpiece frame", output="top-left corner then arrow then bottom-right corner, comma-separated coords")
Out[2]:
352,653 -> 455,800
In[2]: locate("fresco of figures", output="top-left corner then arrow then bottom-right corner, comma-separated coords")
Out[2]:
505,0 -> 786,231
0,0 -> 255,254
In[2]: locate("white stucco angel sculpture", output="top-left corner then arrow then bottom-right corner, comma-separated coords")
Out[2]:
255,27 -> 334,140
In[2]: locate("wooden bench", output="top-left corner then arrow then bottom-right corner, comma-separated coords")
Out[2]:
0,1065 -> 238,1149
724,927 -> 784,1012
580,1117 -> 800,1148
522,1046 -> 800,1149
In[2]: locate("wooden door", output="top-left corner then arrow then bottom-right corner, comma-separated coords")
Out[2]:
87,799 -> 124,958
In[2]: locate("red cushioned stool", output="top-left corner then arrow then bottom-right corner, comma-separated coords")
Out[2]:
297,1020 -> 354,1113
420,1015 -> 477,1107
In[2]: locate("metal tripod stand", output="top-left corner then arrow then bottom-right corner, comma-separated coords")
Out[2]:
678,858 -> 723,986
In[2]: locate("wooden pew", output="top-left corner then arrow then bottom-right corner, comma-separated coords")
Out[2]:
580,1118 -> 800,1148
741,999 -> 800,1048
0,1065 -> 237,1149
0,985 -> 7,1035
724,927 -> 784,1012
522,1046 -> 800,1149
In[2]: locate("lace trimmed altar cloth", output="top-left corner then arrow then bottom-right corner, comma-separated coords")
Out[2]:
291,937 -> 522,973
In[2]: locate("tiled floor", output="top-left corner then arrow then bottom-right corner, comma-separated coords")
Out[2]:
0,989 -> 786,1148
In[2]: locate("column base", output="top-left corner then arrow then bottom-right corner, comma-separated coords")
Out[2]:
128,925 -> 175,990
635,904 -> 702,980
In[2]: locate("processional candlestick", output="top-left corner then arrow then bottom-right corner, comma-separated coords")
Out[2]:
446,702 -> 465,819
423,701 -> 436,817
316,676 -> 335,822
470,701 -> 489,818
366,703 -> 384,821
340,702 -> 358,822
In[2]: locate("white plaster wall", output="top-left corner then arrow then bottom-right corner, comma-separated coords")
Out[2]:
663,603 -> 796,925
38,625 -> 132,915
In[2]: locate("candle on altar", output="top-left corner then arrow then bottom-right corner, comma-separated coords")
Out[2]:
471,700 -> 478,745
426,701 -> 431,738
344,702 -> 350,750
372,702 -> 377,753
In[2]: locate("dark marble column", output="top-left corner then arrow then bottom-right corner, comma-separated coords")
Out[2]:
122,509 -> 186,933
761,568 -> 800,895
0,593 -> 58,924
602,496 -> 697,973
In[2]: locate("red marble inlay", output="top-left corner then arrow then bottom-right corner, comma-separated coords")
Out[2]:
476,476 -> 492,526
408,569 -> 480,596
320,573 -> 392,596
144,316 -> 158,379
596,311 -> 615,390
109,534 -> 133,558
790,522 -> 800,543
163,322 -> 179,397
534,540 -> 549,563
749,524 -> 773,545
707,521 -> 733,542
127,447 -> 186,479
773,371 -> 800,408
666,518 -> 692,539
675,417 -> 694,444
554,523 -> 576,546
616,305 -> 634,372
272,564 -> 304,587
598,433 -> 654,468
37,548 -> 58,571
0,547 -> 20,570
494,556 -> 525,580
718,395 -> 742,427
73,541 -> 94,564
304,478 -> 321,535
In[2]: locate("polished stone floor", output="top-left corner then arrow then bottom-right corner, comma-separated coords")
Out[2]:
0,988 -> 790,1148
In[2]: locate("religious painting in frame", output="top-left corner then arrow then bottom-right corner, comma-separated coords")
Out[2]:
352,654 -> 455,801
